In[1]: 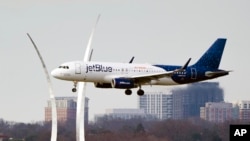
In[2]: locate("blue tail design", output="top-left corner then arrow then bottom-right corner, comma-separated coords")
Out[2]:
193,38 -> 227,69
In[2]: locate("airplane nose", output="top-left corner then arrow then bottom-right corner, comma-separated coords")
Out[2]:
51,69 -> 61,79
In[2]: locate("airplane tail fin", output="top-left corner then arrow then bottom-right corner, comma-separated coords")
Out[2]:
193,38 -> 227,69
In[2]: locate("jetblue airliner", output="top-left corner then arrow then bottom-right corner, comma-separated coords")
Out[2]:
51,38 -> 230,96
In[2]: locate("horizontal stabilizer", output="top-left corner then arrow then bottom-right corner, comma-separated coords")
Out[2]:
205,70 -> 231,77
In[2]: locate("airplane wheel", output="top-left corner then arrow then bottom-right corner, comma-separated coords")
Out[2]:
72,88 -> 77,92
137,89 -> 144,96
125,89 -> 132,95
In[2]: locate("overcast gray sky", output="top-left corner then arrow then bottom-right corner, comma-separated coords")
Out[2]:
1,0 -> 250,122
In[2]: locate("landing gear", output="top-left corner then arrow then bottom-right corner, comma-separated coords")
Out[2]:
72,88 -> 77,92
137,85 -> 144,96
124,88 -> 145,96
137,89 -> 144,96
72,81 -> 78,92
125,89 -> 132,95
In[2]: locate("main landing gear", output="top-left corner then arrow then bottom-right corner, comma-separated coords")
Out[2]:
137,89 -> 144,96
137,85 -> 144,96
72,81 -> 77,92
125,89 -> 132,95
125,88 -> 144,96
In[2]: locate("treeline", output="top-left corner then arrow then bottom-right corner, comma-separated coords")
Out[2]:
0,118 -> 248,141
0,118 -> 75,141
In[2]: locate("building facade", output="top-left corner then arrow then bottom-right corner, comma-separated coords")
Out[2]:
238,100 -> 250,122
45,97 -> 89,123
138,90 -> 173,120
200,102 -> 233,122
172,82 -> 224,119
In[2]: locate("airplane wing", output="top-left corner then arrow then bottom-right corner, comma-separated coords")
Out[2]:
129,71 -> 175,84
125,58 -> 191,84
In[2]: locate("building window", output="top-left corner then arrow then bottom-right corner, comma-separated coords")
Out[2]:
244,104 -> 247,109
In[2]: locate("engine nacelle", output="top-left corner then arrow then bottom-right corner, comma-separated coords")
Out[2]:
94,82 -> 112,88
111,78 -> 138,89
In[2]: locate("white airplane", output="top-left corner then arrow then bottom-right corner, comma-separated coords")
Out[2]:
51,38 -> 230,96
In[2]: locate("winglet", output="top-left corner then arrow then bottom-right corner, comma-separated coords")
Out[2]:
180,58 -> 191,71
129,56 -> 135,63
88,49 -> 94,61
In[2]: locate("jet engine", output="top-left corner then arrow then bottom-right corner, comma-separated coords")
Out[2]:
111,78 -> 138,89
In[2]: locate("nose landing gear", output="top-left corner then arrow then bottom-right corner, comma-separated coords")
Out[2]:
72,81 -> 78,92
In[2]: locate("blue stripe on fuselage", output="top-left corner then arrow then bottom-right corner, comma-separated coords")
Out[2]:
153,65 -> 227,84
153,64 -> 191,84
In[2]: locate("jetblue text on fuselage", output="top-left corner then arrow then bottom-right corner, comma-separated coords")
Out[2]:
86,64 -> 112,73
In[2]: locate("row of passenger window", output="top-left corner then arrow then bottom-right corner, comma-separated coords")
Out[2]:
112,69 -> 165,73
59,66 -> 69,69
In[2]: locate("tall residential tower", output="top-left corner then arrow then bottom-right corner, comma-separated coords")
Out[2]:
138,90 -> 173,120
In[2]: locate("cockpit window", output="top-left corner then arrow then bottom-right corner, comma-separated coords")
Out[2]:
58,66 -> 69,69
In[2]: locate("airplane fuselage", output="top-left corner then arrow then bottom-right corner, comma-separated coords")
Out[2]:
51,61 -> 228,86
51,38 -> 230,95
